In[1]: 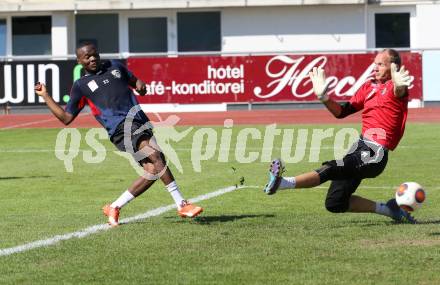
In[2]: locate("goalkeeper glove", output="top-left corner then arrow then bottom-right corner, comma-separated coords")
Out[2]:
309,67 -> 330,102
391,63 -> 411,88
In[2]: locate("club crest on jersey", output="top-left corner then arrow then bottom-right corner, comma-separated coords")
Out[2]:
381,88 -> 387,95
111,70 -> 121,79
87,80 -> 99,92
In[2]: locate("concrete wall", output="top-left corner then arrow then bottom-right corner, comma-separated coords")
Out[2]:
415,4 -> 440,49
1,1 -> 440,101
222,5 -> 366,52
0,0 -> 367,12
417,4 -> 440,101
3,3 -> 440,55
423,51 -> 440,101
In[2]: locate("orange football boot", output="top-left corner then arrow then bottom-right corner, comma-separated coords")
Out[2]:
178,200 -> 203,218
102,204 -> 120,227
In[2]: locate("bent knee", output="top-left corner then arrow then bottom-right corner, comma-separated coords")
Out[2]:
148,151 -> 166,163
325,200 -> 349,213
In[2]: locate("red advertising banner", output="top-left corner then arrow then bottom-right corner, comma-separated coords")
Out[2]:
127,52 -> 422,104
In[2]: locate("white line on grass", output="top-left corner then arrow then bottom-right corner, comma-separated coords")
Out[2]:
0,185 -> 246,257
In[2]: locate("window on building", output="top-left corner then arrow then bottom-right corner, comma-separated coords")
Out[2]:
12,16 -> 51,55
0,19 -> 6,56
375,13 -> 410,48
129,17 -> 167,53
177,12 -> 221,52
76,14 -> 118,53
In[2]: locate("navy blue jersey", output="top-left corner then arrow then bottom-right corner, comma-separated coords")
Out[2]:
65,60 -> 149,137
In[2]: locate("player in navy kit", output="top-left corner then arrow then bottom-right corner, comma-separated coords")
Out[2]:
35,42 -> 202,226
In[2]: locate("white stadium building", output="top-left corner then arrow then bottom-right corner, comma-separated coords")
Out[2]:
0,0 -> 439,111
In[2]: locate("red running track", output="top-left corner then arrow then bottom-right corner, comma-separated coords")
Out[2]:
0,107 -> 439,129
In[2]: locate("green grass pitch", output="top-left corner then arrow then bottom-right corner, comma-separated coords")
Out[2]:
0,123 -> 439,284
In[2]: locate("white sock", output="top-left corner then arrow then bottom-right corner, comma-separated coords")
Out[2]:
166,181 -> 185,208
375,202 -> 393,217
111,190 -> 135,209
279,177 -> 296,189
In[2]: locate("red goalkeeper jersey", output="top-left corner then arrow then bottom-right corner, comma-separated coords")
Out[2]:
349,79 -> 408,150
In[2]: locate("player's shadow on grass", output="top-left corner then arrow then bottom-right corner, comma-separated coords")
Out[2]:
0,175 -> 52,180
339,220 -> 387,227
176,214 -> 275,225
344,219 -> 422,227
415,219 -> 440,225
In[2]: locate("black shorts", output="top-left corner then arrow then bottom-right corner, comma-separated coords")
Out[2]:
320,138 -> 389,212
110,120 -> 154,163
319,137 -> 388,181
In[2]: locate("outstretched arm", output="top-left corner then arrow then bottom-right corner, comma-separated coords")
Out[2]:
322,99 -> 343,118
309,67 -> 343,118
115,60 -> 147,95
35,83 -> 75,125
128,76 -> 147,96
391,63 -> 410,98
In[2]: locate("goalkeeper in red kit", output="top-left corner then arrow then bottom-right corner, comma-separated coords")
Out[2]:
263,48 -> 416,223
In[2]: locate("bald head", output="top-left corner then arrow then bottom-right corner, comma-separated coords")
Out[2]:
382,48 -> 401,69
